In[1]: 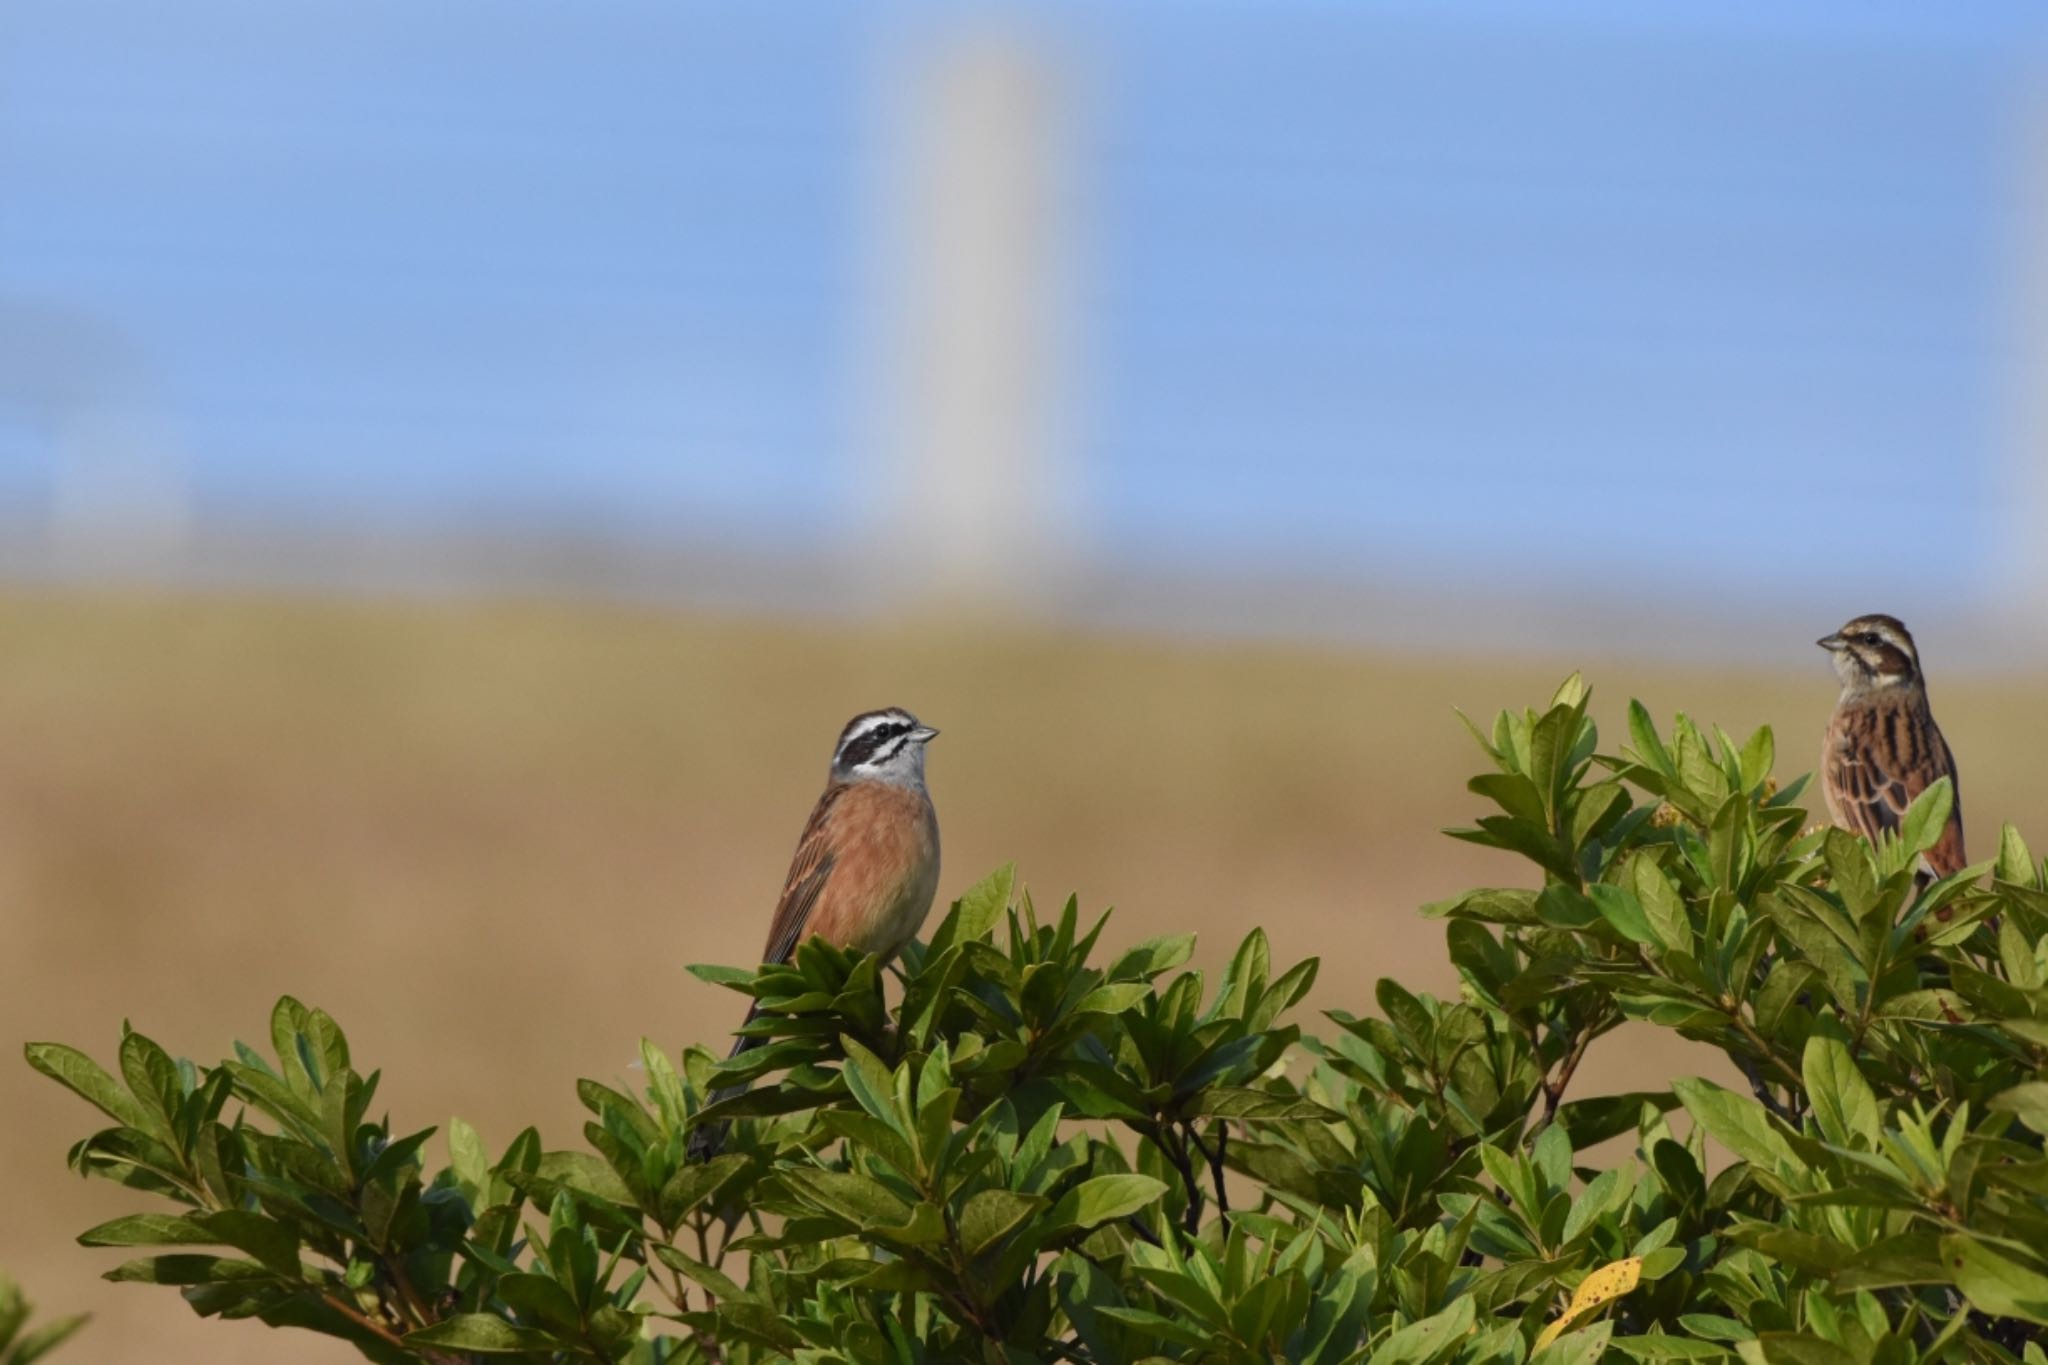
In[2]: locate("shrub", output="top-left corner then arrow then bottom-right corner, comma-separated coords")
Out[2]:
0,1271 -> 87,1364
24,678 -> 2048,1362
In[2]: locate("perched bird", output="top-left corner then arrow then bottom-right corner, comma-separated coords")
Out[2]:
688,707 -> 941,1160
1817,614 -> 1965,883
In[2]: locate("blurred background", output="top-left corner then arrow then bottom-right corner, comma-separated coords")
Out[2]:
7,2 -> 2048,1358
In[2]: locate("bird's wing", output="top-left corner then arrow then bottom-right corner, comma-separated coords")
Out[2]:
1826,703 -> 1965,876
758,783 -> 847,967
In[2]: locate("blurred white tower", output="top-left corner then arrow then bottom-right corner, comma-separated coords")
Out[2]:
867,21 -> 1078,609
0,302 -> 189,581
2007,90 -> 2048,641
49,411 -> 191,581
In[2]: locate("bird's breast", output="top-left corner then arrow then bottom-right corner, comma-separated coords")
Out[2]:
807,783 -> 941,962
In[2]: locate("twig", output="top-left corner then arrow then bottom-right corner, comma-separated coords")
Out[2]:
1188,1122 -> 1231,1225
684,1217 -> 725,1315
1730,1053 -> 1796,1124
1543,1028 -> 1594,1121
1522,1006 -> 1617,1146
318,1289 -> 424,1355
1156,1125 -> 1205,1234
1727,1008 -> 1804,1106
1121,1214 -> 1163,1248
381,1256 -> 442,1338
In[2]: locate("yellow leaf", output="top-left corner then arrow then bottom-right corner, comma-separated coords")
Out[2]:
1532,1256 -> 1642,1350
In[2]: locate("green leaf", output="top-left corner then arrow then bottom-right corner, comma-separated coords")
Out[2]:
448,1116 -> 492,1197
102,1255 -> 270,1285
1071,983 -> 1151,1017
1942,1234 -> 2048,1325
656,1154 -> 746,1227
117,1032 -> 183,1138
652,1244 -> 750,1303
684,963 -> 757,991
1627,700 -> 1674,775
1997,824 -> 2037,885
1801,1035 -> 1878,1149
1093,1306 -> 1216,1350
1109,933 -> 1197,980
837,1036 -> 902,1129
927,863 -> 1015,956
1536,1322 -> 1616,1365
1049,1174 -> 1167,1231
871,1200 -> 946,1250
958,1188 -> 1044,1258
1556,1093 -> 1679,1151
23,1043 -> 153,1132
528,1151 -> 637,1208
1737,726 -> 1775,791
1376,979 -> 1435,1051
1589,884 -> 1659,947
7,1311 -> 91,1365
1991,1083 -> 2048,1139
1832,1233 -> 1946,1291
493,1272 -> 584,1336
1610,1336 -> 1733,1361
189,1211 -> 301,1277
405,1314 -> 555,1353
1736,1334 -> 1861,1365
1447,816 -> 1578,881
1631,857 -> 1692,953
1678,1316 -> 1753,1344
1672,1079 -> 1795,1177
77,1214 -> 217,1250
1375,1297 -> 1476,1363
779,1168 -> 913,1230
1471,772 -> 1548,825
1898,778 -> 1954,862
1421,888 -> 1541,925
1185,1087 -> 1338,1122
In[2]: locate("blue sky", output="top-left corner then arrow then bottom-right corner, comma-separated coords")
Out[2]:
2,1 -> 2045,615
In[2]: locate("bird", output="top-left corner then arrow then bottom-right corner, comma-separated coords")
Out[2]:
1816,614 -> 1965,885
688,707 -> 941,1160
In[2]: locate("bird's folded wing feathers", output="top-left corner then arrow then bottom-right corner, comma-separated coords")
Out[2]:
1827,708 -> 1965,877
759,784 -> 848,967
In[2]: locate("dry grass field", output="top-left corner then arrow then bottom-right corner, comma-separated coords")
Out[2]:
3,589 -> 2043,1361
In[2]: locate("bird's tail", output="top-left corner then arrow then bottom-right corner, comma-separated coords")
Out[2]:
686,1001 -> 764,1163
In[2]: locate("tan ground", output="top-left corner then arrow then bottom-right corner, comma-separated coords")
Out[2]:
2,590 -> 2041,1361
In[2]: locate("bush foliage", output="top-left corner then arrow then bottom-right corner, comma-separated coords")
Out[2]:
24,678 -> 2048,1362
0,1271 -> 86,1365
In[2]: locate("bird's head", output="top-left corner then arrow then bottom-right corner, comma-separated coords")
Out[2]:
1817,614 -> 1921,695
831,708 -> 940,787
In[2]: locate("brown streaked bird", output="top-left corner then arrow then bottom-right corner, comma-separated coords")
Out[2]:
1817,614 -> 1964,884
688,707 -> 941,1160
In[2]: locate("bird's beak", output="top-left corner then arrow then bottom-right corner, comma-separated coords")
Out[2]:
912,725 -> 940,743
1816,633 -> 1846,651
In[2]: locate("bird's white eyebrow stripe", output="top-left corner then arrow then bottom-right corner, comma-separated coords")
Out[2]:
842,710 -> 911,741
837,715 -> 916,767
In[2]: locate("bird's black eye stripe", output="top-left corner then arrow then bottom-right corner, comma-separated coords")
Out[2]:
840,720 -> 913,768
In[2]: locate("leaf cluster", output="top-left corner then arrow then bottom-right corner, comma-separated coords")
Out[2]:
0,1271 -> 86,1365
26,677 -> 2048,1362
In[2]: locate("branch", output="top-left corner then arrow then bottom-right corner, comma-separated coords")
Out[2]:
1729,1052 -> 1797,1124
1522,1006 -> 1616,1146
1120,1214 -> 1163,1248
1728,1009 -> 1804,1098
317,1289 -> 420,1357
1158,1125 -> 1204,1235
1188,1122 -> 1231,1226
380,1256 -> 440,1336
